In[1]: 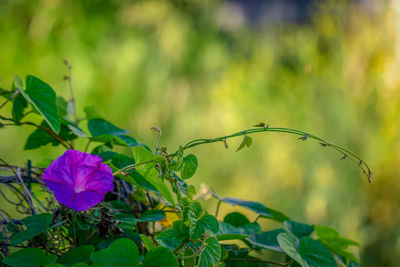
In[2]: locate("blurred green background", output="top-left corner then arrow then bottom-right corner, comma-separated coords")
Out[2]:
1,0 -> 399,266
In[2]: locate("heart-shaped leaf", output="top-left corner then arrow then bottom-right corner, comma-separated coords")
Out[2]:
198,237 -> 221,267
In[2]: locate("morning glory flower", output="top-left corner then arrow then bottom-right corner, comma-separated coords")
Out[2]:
43,150 -> 114,211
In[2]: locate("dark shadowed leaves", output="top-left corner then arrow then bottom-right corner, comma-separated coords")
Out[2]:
284,220 -> 314,239
3,248 -> 56,267
90,238 -> 139,267
217,222 -> 249,241
247,228 -> 285,252
142,246 -> 179,267
213,194 -> 289,222
223,212 -> 250,227
9,213 -> 52,245
57,245 -> 94,267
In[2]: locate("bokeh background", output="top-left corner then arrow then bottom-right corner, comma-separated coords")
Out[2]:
1,0 -> 399,266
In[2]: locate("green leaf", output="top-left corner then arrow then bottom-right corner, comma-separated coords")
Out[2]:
14,74 -> 24,90
277,232 -> 336,267
315,225 -> 359,262
236,136 -> 252,152
107,153 -> 157,192
214,195 -> 289,221
142,246 -> 179,267
87,118 -> 146,148
247,228 -> 285,252
11,75 -> 28,123
137,210 -> 166,222
84,106 -> 101,120
0,86 -> 13,98
0,232 -> 3,242
190,214 -> 219,240
223,212 -> 250,227
88,118 -> 129,137
12,93 -> 28,123
113,210 -> 165,223
284,220 -> 314,239
186,185 -> 196,200
298,237 -> 336,267
277,232 -> 305,266
198,237 -> 221,267
140,234 -> 154,251
183,248 -> 196,267
72,264 -> 89,267
57,245 -> 94,267
217,222 -> 248,241
240,222 -> 262,236
180,154 -> 198,179
90,238 -> 139,267
188,201 -> 203,222
132,146 -> 175,205
261,207 -> 290,222
156,221 -> 188,250
24,121 -> 77,150
10,213 -> 52,245
3,248 -> 56,267
19,75 -> 60,133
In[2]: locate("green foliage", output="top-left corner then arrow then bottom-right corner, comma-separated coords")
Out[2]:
142,246 -> 179,267
180,154 -> 198,179
3,248 -> 57,267
19,75 -> 60,133
9,213 -> 52,245
0,74 -> 367,266
90,238 -> 139,267
57,246 -> 94,267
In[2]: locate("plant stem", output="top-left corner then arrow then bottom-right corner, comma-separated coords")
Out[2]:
180,126 -> 372,182
112,159 -> 155,176
84,140 -> 91,153
112,126 -> 371,183
215,200 -> 222,218
0,119 -> 72,149
0,90 -> 19,110
65,61 -> 77,124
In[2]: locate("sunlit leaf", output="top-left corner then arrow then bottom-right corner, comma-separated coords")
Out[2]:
19,75 -> 60,133
132,146 -> 175,205
181,154 -> 198,179
140,234 -> 154,251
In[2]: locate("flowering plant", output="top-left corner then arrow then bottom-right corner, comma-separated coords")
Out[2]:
43,150 -> 114,212
0,70 -> 370,266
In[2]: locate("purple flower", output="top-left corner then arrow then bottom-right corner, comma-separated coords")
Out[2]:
43,150 -> 114,211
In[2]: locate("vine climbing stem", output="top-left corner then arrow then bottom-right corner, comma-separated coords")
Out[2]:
116,126 -> 372,183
